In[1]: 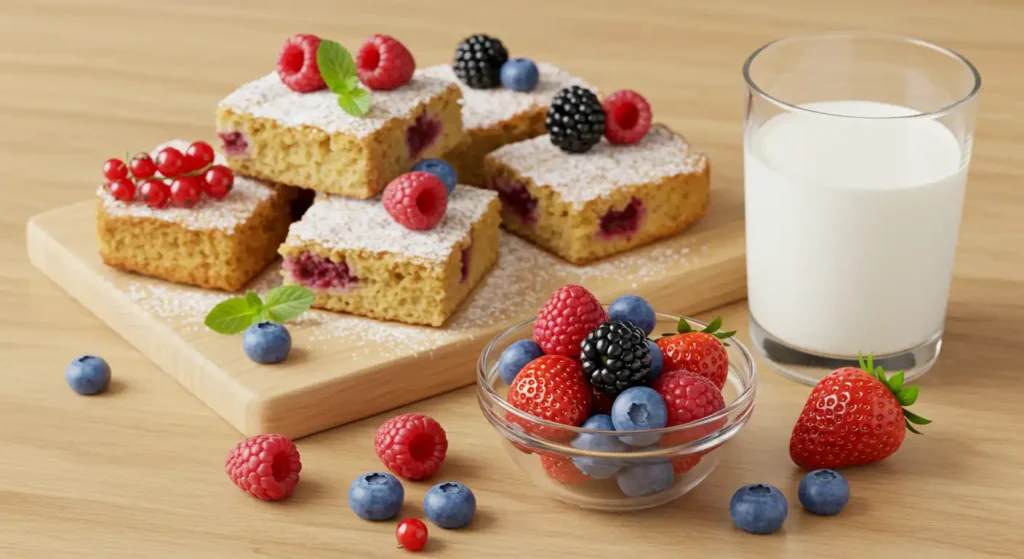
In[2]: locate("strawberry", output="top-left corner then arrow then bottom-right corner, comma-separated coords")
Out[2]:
656,316 -> 735,389
533,285 -> 609,358
789,354 -> 931,470
506,355 -> 592,441
541,455 -> 591,485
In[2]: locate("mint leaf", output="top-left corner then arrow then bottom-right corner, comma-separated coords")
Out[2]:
264,285 -> 315,322
205,296 -> 260,334
344,75 -> 360,91
317,39 -> 357,94
338,87 -> 371,116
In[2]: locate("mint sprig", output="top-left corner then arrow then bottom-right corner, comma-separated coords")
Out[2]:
317,39 -> 371,117
204,285 -> 314,334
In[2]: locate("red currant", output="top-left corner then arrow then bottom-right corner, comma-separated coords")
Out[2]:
107,179 -> 135,202
202,165 -> 234,199
395,518 -> 427,552
155,147 -> 184,177
103,158 -> 128,181
170,176 -> 201,208
139,180 -> 170,208
130,153 -> 157,179
183,141 -> 215,173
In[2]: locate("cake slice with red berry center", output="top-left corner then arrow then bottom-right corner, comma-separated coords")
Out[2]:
215,33 -> 464,200
96,140 -> 296,291
482,124 -> 710,264
418,61 -> 593,186
278,185 -> 500,327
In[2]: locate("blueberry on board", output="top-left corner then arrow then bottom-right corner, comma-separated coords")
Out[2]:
348,472 -> 404,521
608,295 -> 657,336
65,355 -> 111,395
611,386 -> 668,447
500,58 -> 540,92
730,484 -> 788,534
798,469 -> 850,516
571,414 -> 627,479
412,159 -> 458,195
243,321 -> 292,364
617,461 -> 674,498
424,482 -> 476,529
497,339 -> 544,384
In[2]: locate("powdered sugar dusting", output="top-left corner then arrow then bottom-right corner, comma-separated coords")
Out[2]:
488,125 -> 708,208
285,186 -> 498,262
218,73 -> 456,137
97,140 -> 276,233
418,63 -> 592,131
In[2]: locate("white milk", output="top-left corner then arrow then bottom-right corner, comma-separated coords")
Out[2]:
745,100 -> 969,356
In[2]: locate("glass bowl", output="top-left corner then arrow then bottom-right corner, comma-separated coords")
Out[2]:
477,312 -> 757,511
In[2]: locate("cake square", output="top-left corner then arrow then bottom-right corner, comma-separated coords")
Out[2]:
215,72 -> 464,199
482,125 -> 710,264
278,186 -> 501,327
97,141 -> 296,292
419,63 -> 592,186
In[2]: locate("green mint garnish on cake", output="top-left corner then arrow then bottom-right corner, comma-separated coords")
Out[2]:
317,39 -> 371,117
205,285 -> 315,334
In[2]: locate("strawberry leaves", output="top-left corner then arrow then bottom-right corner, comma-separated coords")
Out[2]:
858,352 -> 931,435
663,316 -> 735,346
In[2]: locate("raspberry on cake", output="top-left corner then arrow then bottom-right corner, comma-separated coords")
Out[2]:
418,63 -> 593,186
96,140 -> 295,292
482,124 -> 710,264
278,186 -> 500,327
216,73 -> 464,199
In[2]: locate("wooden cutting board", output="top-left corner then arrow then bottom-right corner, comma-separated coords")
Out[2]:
26,189 -> 746,439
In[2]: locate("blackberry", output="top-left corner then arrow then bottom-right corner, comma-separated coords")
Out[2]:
546,86 -> 606,154
452,34 -> 508,89
580,321 -> 652,396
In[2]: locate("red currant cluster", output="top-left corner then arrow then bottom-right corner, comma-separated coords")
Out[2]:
102,141 -> 235,209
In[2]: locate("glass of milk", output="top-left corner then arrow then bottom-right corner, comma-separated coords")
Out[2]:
743,32 -> 981,385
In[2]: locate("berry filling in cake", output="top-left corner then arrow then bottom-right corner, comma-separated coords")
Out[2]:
597,198 -> 645,239
217,131 -> 250,157
492,178 -> 538,224
406,113 -> 442,159
283,252 -> 358,290
460,241 -> 473,283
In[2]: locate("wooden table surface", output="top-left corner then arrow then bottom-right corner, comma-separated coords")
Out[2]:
3,0 -> 1023,557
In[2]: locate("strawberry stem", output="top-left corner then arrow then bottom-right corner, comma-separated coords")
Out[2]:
859,352 -> 931,435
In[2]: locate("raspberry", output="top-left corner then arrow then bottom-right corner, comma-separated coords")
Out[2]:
356,34 -> 415,91
506,355 -> 592,441
225,433 -> 302,501
382,172 -> 449,230
375,413 -> 448,481
533,285 -> 609,357
602,90 -> 652,145
671,454 -> 702,474
276,34 -> 327,93
652,370 -> 726,447
541,455 -> 590,485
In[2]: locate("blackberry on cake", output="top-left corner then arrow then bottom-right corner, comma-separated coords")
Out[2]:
452,34 -> 509,89
545,85 -> 606,154
580,320 -> 653,396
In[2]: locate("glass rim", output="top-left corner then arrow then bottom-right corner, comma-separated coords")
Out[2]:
476,312 -> 758,440
742,30 -> 982,121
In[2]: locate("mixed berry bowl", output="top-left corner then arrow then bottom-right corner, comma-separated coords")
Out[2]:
477,312 -> 757,511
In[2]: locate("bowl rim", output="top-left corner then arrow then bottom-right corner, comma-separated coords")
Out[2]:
476,312 -> 758,440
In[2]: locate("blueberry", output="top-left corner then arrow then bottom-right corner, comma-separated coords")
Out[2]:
730,484 -> 788,534
242,321 -> 292,364
412,159 -> 458,195
798,469 -> 850,516
499,58 -> 539,92
348,472 -> 404,521
497,339 -> 544,384
65,355 -> 111,395
610,386 -> 668,447
647,339 -> 663,381
616,461 -> 674,498
424,482 -> 476,529
571,414 -> 627,479
608,295 -> 656,335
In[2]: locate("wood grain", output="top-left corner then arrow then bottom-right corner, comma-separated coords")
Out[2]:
2,0 -> 1023,557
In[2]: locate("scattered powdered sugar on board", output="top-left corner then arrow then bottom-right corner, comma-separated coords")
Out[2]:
97,140 -> 276,233
117,231 -> 705,358
488,125 -> 709,208
418,63 -> 593,131
217,73 -> 457,137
